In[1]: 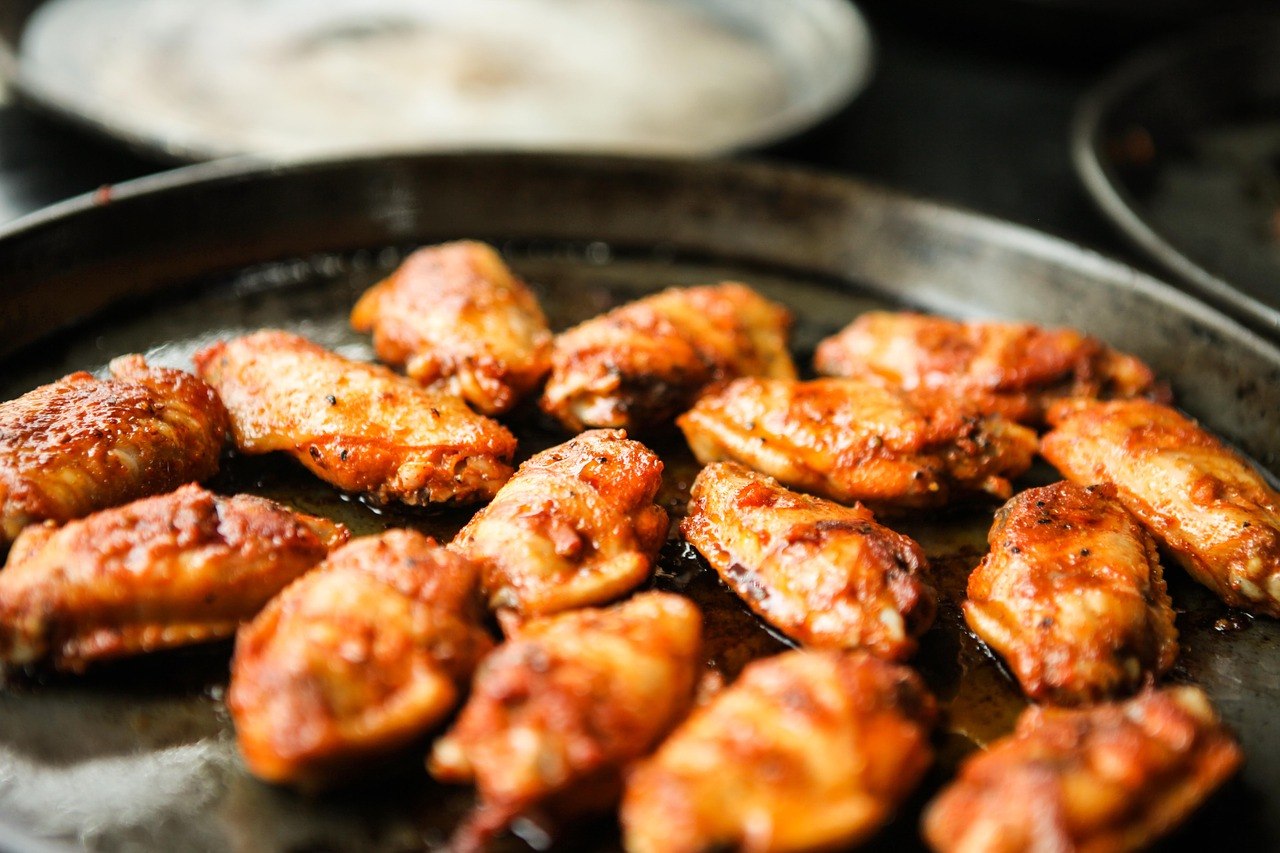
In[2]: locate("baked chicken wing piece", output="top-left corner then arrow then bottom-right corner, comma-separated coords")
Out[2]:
1042,398 -> 1280,616
541,282 -> 796,433
428,591 -> 701,852
350,241 -> 553,416
678,377 -> 1037,512
229,529 -> 493,787
814,311 -> 1166,424
0,355 -> 229,544
923,686 -> 1242,853
621,648 -> 936,853
450,429 -> 668,628
0,484 -> 347,672
682,462 -> 935,660
193,330 -> 516,506
965,481 -> 1178,705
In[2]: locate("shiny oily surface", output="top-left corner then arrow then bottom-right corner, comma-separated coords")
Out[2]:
0,246 -> 1275,852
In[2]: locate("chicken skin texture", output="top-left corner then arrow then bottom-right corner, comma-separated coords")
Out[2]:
965,482 -> 1178,705
1042,399 -> 1280,616
451,429 -> 668,627
678,377 -> 1037,512
0,484 -> 347,672
193,331 -> 516,506
813,311 -> 1165,424
429,592 -> 701,852
622,649 -> 937,853
229,529 -> 494,787
682,462 -> 935,660
350,241 -> 553,416
541,282 -> 796,433
923,686 -> 1242,853
0,355 -> 229,545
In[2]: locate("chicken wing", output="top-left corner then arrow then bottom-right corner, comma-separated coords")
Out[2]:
428,591 -> 701,851
922,686 -> 1242,853
350,241 -> 553,416
621,648 -> 936,853
541,282 -> 796,432
0,484 -> 347,672
682,462 -> 935,660
193,330 -> 516,506
965,481 -> 1178,705
814,311 -> 1165,424
1042,398 -> 1280,616
0,355 -> 229,544
229,529 -> 493,787
678,377 -> 1037,512
450,429 -> 668,627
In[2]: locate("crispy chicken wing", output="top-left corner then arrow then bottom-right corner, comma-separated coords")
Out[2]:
965,481 -> 1178,705
0,484 -> 347,672
451,429 -> 668,627
814,311 -> 1166,424
541,282 -> 796,432
428,591 -> 701,851
923,686 -> 1242,853
682,462 -> 935,660
1042,398 -> 1280,616
678,377 -> 1037,512
229,529 -> 493,787
193,330 -> 516,506
0,355 -> 229,544
621,648 -> 936,853
350,241 -> 553,416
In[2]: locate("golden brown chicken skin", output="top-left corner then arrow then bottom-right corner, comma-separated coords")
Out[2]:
229,529 -> 493,787
193,330 -> 516,506
621,648 -> 936,853
429,591 -> 701,852
1042,398 -> 1280,617
965,481 -> 1178,705
923,686 -> 1242,853
682,462 -> 935,660
350,241 -> 553,416
541,282 -> 796,433
813,311 -> 1165,424
0,484 -> 347,672
678,377 -> 1037,512
0,355 -> 229,545
451,429 -> 668,628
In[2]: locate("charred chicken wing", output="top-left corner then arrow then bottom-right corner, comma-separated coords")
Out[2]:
193,330 -> 516,506
923,686 -> 1242,853
0,484 -> 347,672
621,648 -> 937,853
541,282 -> 796,432
682,462 -> 935,660
229,529 -> 493,787
1042,399 -> 1280,616
965,481 -> 1178,705
0,355 -> 229,544
350,241 -> 553,415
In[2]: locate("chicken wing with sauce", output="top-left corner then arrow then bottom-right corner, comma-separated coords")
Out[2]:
0,355 -> 229,544
1042,398 -> 1280,616
621,648 -> 936,853
0,484 -> 346,672
193,330 -> 516,506
678,377 -> 1037,512
229,529 -> 493,787
350,241 -> 552,416
682,462 -> 935,660
541,282 -> 796,433
965,481 -> 1178,705
923,686 -> 1242,853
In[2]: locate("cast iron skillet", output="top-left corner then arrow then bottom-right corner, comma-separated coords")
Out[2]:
1,153 -> 1279,852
